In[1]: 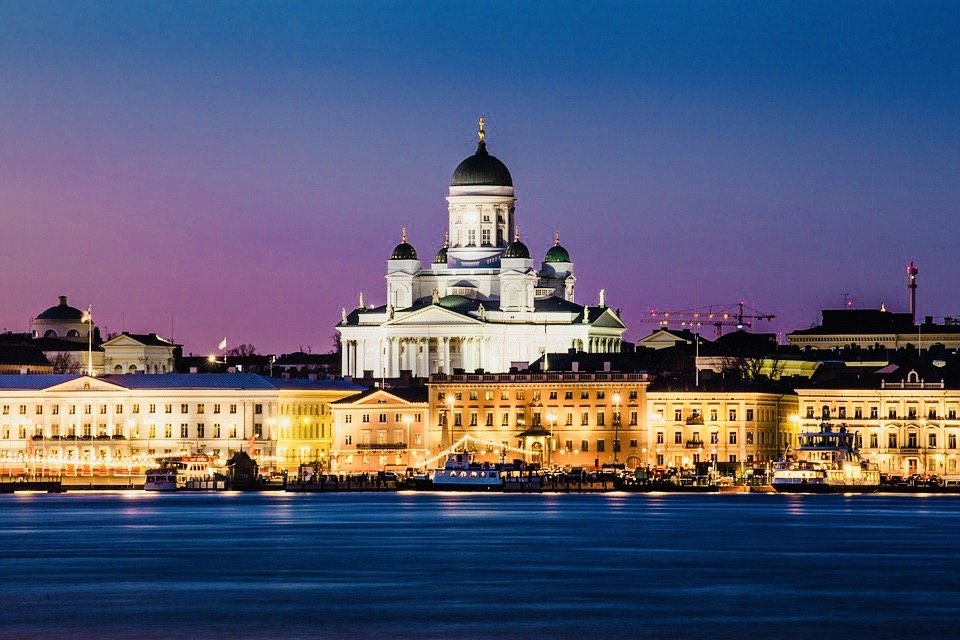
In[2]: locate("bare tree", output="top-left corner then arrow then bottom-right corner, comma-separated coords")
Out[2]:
330,332 -> 341,354
226,343 -> 258,358
48,352 -> 82,374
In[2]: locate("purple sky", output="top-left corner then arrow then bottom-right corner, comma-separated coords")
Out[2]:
2,1 -> 958,354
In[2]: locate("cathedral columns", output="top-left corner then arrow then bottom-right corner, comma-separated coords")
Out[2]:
442,337 -> 451,374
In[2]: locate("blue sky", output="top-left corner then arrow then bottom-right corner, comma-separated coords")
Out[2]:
1,1 -> 958,352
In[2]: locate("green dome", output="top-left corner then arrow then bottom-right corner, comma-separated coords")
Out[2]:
544,244 -> 570,263
391,242 -> 417,260
503,239 -> 530,259
451,141 -> 513,187
433,246 -> 448,264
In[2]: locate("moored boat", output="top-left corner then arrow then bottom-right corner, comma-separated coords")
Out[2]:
144,455 -> 218,491
414,451 -> 503,491
772,422 -> 880,493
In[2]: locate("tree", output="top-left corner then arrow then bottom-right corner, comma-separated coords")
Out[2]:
226,343 -> 258,358
330,332 -> 342,354
48,352 -> 82,374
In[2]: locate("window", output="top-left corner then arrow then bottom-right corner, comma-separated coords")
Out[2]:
467,229 -> 476,246
673,431 -> 682,444
515,392 -> 523,401
214,424 -> 221,438
501,413 -> 509,426
580,391 -> 589,400
888,433 -> 898,448
470,412 -> 478,427
379,413 -> 387,423
629,439 -> 638,448
485,413 -> 493,427
629,411 -> 637,426
148,425 -> 157,438
362,414 -> 370,423
928,433 -> 937,448
854,407 -> 863,419
548,391 -> 557,400
869,434 -> 878,448
710,409 -> 718,421
629,391 -> 638,400
83,405 -> 91,415
596,391 -> 605,400
254,404 -> 263,415
729,455 -> 737,463
929,408 -> 938,419
888,407 -> 897,419
950,409 -> 957,420
710,432 -> 719,444
596,440 -> 605,452
345,435 -> 352,445
180,424 -> 188,438
229,427 -> 237,438
254,423 -> 262,438
197,424 -> 205,438
908,407 -> 917,419
746,409 -> 755,421
162,424 -> 172,438
907,432 -> 918,448
230,404 -> 237,414
481,229 -> 491,245
806,407 -> 814,419
345,415 -> 353,423
870,407 -> 878,419
674,409 -> 682,421
454,413 -> 462,427
35,405 -> 43,415
100,405 -> 107,415
484,391 -> 493,401
657,454 -> 664,466
132,404 -> 139,414
164,404 -> 172,414
597,413 -> 605,426
181,404 -> 189,414
581,440 -> 589,452
728,432 -> 737,445
565,413 -> 573,426
746,432 -> 754,445
469,391 -> 478,401
564,391 -> 573,400
836,407 -> 845,419
564,440 -> 573,452
581,412 -> 589,426
950,434 -> 957,449
729,409 -> 737,421
656,432 -> 664,444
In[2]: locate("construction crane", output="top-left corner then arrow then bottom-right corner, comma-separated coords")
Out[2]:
644,301 -> 775,339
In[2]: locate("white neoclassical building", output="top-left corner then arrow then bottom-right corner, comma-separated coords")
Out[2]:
337,120 -> 627,378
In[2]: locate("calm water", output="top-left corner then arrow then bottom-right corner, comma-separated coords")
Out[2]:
1,492 -> 959,639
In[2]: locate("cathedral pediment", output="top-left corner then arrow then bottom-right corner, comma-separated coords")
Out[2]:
589,308 -> 627,329
386,305 -> 483,327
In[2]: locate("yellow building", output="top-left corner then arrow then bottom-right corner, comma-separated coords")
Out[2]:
330,387 -> 429,472
274,380 -> 368,472
645,386 -> 798,469
795,368 -> 960,478
428,372 -> 652,469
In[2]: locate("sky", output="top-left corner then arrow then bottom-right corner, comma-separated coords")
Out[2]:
1,1 -> 958,354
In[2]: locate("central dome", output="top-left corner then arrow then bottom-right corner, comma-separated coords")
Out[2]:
37,295 -> 84,320
451,141 -> 512,187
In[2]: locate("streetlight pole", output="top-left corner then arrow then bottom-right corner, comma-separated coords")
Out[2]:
444,394 -> 455,451
613,392 -> 621,464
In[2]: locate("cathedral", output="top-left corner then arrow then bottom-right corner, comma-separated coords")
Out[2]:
337,119 -> 627,378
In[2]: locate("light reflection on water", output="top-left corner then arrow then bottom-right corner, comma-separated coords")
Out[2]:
0,493 -> 959,640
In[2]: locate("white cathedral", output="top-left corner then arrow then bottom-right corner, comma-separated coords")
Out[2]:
337,119 -> 627,378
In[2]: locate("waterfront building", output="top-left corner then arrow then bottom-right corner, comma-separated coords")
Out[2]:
427,371 -> 652,469
0,373 -> 364,478
645,384 -> 799,469
336,120 -> 627,379
794,364 -> 960,478
330,387 -> 429,472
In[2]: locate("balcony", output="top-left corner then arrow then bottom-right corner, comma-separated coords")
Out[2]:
356,443 -> 407,451
685,415 -> 704,426
685,440 -> 704,449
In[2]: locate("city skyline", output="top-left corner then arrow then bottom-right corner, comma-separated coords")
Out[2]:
2,2 -> 958,354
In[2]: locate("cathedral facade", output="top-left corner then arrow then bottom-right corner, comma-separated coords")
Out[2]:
337,120 -> 627,378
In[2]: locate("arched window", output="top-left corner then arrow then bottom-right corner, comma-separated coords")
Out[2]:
66,329 -> 80,337
114,365 -> 123,374
44,329 -> 58,338
129,364 -> 138,373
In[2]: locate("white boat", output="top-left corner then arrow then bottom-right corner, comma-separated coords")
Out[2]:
144,455 -> 216,491
772,423 -> 880,493
417,451 -> 503,491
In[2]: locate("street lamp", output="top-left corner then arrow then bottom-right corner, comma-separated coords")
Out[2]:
547,412 -> 557,468
445,394 -> 455,450
402,414 -> 413,468
612,392 -> 622,464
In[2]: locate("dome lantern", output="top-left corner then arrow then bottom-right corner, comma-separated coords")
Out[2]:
390,226 -> 418,260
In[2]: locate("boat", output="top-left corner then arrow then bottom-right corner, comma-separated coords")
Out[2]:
414,451 -> 503,491
772,422 -> 880,493
144,455 -> 219,491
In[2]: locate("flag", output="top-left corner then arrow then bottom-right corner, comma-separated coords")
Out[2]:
218,337 -> 227,351
81,307 -> 92,323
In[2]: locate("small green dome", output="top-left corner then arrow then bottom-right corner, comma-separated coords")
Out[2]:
503,239 -> 530,259
544,244 -> 570,263
434,246 -> 448,264
390,227 -> 417,260
391,242 -> 417,260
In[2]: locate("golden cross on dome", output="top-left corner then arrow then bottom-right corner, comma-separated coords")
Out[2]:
401,225 -> 407,243
478,116 -> 486,142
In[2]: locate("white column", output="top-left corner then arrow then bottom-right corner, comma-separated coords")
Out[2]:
443,337 -> 450,374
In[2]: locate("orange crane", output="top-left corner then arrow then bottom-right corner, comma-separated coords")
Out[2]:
644,301 -> 775,338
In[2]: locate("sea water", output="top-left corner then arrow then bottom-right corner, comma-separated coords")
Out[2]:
1,492 -> 958,639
